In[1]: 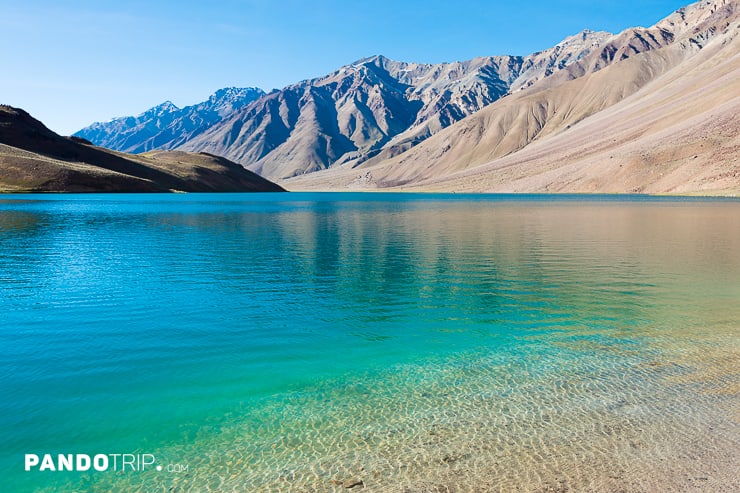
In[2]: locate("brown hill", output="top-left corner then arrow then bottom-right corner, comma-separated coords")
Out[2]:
284,0 -> 739,195
0,105 -> 285,193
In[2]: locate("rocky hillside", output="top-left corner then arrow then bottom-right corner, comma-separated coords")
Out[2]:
74,87 -> 264,154
0,105 -> 284,193
179,32 -> 615,179
72,0 -> 738,194
285,0 -> 739,195
76,32 -> 612,180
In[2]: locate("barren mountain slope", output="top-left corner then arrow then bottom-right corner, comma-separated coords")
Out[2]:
178,33 -> 610,180
74,87 -> 265,154
284,0 -> 738,194
178,56 -> 524,179
456,32 -> 740,194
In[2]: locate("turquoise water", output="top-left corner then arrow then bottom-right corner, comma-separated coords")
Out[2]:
1,193 -> 738,492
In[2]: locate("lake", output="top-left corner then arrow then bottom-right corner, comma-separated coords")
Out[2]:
1,193 -> 738,492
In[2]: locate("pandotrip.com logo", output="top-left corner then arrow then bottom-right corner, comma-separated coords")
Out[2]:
25,453 -> 165,472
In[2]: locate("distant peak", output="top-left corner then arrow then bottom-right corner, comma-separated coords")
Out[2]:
352,54 -> 393,66
556,29 -> 612,47
143,100 -> 179,116
158,100 -> 179,111
206,87 -> 266,106
123,101 -> 178,120
211,86 -> 263,97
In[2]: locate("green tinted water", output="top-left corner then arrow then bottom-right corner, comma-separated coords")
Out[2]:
1,194 -> 738,492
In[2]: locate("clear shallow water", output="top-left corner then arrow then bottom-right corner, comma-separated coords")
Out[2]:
0,193 -> 738,492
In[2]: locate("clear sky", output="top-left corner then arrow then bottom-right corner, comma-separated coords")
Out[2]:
1,0 -> 691,135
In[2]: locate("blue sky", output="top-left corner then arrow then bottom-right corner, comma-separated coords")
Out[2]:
1,0 -> 690,135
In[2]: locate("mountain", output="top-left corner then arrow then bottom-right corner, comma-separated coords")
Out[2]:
75,31 -> 612,181
0,105 -> 284,192
74,87 -> 264,154
178,32 -> 613,179
284,0 -> 739,195
72,0 -> 738,194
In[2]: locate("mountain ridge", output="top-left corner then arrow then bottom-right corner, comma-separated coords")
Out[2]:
284,0 -> 739,195
76,30 -> 614,180
72,0 -> 739,194
75,87 -> 265,154
177,29 -> 615,180
1,105 -> 284,193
